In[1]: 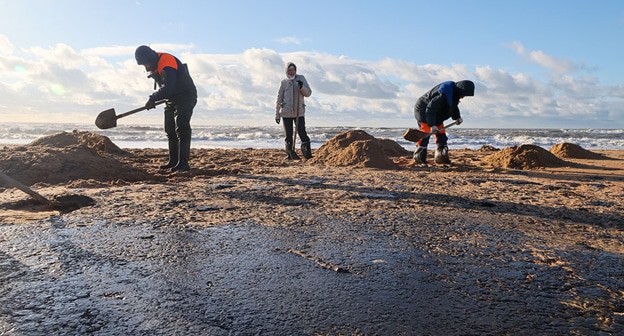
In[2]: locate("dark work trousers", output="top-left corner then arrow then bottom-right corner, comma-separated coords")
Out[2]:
282,116 -> 310,147
164,93 -> 197,160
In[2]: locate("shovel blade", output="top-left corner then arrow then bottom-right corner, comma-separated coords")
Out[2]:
403,128 -> 431,142
95,108 -> 118,129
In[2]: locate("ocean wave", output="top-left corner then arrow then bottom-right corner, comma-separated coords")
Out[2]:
1,122 -> 623,150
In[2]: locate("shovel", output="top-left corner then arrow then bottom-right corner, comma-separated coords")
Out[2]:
0,171 -> 52,205
403,120 -> 459,142
0,171 -> 96,212
95,100 -> 166,129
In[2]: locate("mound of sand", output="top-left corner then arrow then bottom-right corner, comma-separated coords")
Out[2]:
1,131 -> 158,186
479,145 -> 499,152
309,130 -> 409,169
29,130 -> 126,155
484,144 -> 568,170
550,142 -> 606,160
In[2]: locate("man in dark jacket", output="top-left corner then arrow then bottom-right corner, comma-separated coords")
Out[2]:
413,80 -> 474,165
135,45 -> 198,172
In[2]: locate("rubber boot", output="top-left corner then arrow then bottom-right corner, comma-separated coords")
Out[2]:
434,145 -> 451,164
171,139 -> 191,172
301,142 -> 313,159
413,146 -> 427,164
159,139 -> 178,169
285,142 -> 300,160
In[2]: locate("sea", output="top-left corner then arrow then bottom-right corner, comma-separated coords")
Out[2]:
1,122 -> 623,150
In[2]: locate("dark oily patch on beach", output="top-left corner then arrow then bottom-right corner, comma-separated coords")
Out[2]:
0,221 -> 437,334
0,193 -> 95,213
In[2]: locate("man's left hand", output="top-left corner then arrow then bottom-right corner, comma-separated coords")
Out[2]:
455,117 -> 463,125
297,80 -> 303,89
145,99 -> 156,110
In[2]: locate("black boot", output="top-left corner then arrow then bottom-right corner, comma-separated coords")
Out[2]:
413,146 -> 427,165
171,139 -> 191,172
301,142 -> 313,159
285,142 -> 300,160
159,139 -> 179,169
434,145 -> 451,164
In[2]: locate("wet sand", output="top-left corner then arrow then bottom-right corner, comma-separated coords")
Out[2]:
1,134 -> 623,335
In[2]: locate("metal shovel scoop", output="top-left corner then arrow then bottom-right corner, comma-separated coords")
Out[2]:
403,120 -> 459,142
95,100 -> 166,129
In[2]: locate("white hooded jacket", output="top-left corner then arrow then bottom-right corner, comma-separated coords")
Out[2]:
275,62 -> 312,119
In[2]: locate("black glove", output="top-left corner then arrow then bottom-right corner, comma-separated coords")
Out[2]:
145,99 -> 156,110
275,118 -> 281,124
297,80 -> 303,89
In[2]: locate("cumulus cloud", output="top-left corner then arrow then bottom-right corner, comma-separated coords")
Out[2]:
509,41 -> 577,74
0,35 -> 15,55
0,35 -> 621,128
81,45 -> 136,57
275,36 -> 302,45
610,84 -> 624,99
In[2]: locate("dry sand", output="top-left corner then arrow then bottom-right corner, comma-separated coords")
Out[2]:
1,130 -> 623,334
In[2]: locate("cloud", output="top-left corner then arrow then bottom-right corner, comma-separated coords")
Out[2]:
509,41 -> 577,74
275,36 -> 301,45
81,43 -> 194,58
0,35 -> 621,128
610,84 -> 624,99
81,45 -> 136,57
0,35 -> 15,55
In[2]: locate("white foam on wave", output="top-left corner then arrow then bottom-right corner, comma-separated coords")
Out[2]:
1,123 -> 624,150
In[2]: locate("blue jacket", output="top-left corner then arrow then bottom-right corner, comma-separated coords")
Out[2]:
414,81 -> 462,126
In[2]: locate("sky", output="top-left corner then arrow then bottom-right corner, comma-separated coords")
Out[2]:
0,0 -> 623,128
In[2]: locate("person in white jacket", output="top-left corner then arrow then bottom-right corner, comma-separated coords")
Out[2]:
275,62 -> 313,159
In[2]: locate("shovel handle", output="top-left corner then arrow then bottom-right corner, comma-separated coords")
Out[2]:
116,100 -> 167,119
430,120 -> 459,134
0,171 -> 51,205
442,120 -> 458,130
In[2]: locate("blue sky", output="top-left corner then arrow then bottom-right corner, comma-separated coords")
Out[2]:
0,0 -> 623,128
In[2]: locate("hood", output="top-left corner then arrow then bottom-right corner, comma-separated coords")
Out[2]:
285,62 -> 297,75
456,80 -> 475,96
135,45 -> 159,67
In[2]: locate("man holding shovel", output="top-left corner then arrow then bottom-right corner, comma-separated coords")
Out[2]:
413,80 -> 474,165
135,45 -> 197,172
275,62 -> 313,160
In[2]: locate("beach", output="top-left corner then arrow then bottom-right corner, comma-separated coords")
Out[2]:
1,130 -> 623,335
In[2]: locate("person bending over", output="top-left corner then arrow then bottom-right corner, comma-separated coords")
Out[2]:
413,80 -> 474,165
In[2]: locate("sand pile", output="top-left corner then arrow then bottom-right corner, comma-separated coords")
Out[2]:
309,130 -> 409,169
0,131 -> 158,186
550,142 -> 606,160
29,130 -> 127,155
484,144 -> 568,170
479,145 -> 499,152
